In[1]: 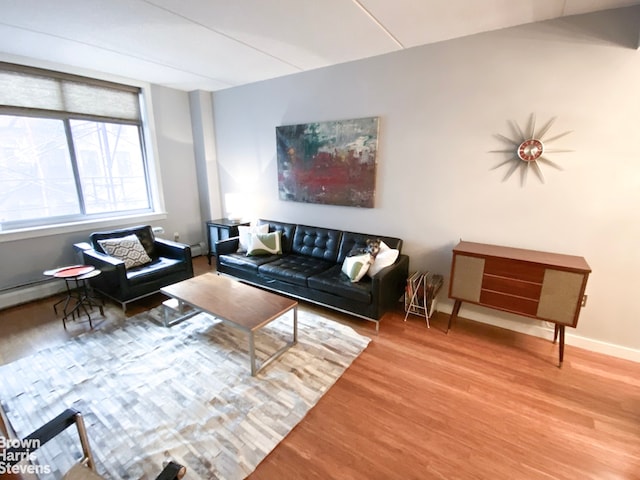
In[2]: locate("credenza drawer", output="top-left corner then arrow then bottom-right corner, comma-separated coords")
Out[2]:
479,290 -> 539,317
482,275 -> 542,300
483,257 -> 545,283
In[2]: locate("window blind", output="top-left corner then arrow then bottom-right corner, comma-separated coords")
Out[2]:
0,62 -> 141,122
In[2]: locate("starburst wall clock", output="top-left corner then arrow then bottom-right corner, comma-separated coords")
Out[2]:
490,114 -> 573,185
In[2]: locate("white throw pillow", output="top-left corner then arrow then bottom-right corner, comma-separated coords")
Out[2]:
246,231 -> 282,256
98,234 -> 152,270
237,224 -> 268,252
367,241 -> 399,277
341,253 -> 372,283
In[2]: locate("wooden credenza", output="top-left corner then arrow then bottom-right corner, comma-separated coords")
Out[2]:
447,241 -> 591,366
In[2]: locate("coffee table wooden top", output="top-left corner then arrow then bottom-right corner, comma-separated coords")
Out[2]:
160,273 -> 297,332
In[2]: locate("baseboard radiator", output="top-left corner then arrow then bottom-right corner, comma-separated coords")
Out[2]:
0,280 -> 65,311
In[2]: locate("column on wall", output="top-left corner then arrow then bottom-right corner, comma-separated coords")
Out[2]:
189,90 -> 223,230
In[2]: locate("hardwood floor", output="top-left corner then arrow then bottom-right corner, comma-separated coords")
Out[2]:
1,256 -> 639,479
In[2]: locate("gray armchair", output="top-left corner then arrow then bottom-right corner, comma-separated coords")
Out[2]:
76,225 -> 193,312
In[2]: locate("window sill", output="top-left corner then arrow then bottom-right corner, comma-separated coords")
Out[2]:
0,212 -> 168,243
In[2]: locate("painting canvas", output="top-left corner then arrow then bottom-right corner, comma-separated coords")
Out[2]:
276,117 -> 379,208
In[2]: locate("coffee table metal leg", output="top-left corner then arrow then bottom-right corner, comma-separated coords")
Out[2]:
293,306 -> 298,342
250,305 -> 298,377
249,332 -> 257,376
162,299 -> 199,327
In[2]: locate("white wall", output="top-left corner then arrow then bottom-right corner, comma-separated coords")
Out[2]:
211,8 -> 640,357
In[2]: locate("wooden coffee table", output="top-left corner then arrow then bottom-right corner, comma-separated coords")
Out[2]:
160,273 -> 298,376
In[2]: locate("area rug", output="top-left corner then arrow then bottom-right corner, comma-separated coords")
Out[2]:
0,306 -> 370,479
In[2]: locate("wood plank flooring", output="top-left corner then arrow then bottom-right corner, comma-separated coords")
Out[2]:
1,256 -> 638,479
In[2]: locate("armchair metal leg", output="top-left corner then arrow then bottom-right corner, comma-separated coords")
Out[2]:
74,412 -> 97,472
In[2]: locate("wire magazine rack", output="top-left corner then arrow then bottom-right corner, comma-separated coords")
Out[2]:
404,271 -> 443,328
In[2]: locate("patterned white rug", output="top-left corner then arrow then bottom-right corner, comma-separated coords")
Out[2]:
0,306 -> 370,479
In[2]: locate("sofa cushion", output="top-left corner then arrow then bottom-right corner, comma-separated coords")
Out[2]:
308,265 -> 372,303
126,257 -> 185,285
218,252 -> 280,274
291,225 -> 341,262
258,254 -> 334,287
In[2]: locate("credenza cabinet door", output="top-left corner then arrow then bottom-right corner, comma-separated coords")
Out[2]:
450,255 -> 484,302
537,269 -> 586,326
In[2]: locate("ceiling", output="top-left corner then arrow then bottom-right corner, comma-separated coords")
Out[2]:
0,0 -> 638,92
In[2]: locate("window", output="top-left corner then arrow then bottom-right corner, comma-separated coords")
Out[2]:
0,63 -> 155,232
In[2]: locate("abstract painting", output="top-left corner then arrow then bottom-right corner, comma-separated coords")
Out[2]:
276,117 -> 379,208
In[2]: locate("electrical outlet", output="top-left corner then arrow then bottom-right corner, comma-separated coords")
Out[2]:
174,232 -> 180,242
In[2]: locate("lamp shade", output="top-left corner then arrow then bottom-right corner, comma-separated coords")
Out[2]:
225,193 -> 244,221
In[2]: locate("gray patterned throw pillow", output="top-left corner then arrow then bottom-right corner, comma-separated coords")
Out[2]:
98,234 -> 152,269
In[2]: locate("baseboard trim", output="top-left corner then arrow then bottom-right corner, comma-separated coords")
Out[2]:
440,303 -> 640,364
0,282 -> 65,310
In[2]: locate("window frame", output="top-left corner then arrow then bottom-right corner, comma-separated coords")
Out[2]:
0,63 -> 166,242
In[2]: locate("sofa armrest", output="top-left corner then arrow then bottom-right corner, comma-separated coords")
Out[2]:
155,238 -> 191,261
216,237 -> 240,256
81,248 -> 125,270
155,238 -> 193,278
80,248 -> 128,295
371,254 -> 410,311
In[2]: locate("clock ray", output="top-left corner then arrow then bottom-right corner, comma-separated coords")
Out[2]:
494,133 -> 519,145
502,159 -> 521,181
490,114 -> 572,185
531,161 -> 545,183
536,117 -> 556,139
491,156 -> 519,170
527,113 -> 536,139
510,120 -> 526,141
538,157 -> 563,170
520,162 -> 529,186
543,130 -> 572,143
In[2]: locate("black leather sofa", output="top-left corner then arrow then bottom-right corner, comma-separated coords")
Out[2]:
216,219 -> 409,330
77,225 -> 194,312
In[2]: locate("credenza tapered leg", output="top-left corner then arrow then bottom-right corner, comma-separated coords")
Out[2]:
553,323 -> 559,343
558,325 -> 565,368
447,300 -> 462,334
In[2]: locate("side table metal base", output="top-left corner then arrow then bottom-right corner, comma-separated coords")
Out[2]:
49,266 -> 105,329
